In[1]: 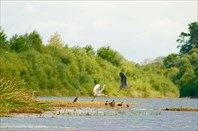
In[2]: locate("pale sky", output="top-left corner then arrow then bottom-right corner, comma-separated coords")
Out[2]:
1,1 -> 197,63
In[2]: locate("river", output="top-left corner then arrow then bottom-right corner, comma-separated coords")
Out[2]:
0,97 -> 197,130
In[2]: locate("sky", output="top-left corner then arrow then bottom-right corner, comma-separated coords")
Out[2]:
1,1 -> 197,63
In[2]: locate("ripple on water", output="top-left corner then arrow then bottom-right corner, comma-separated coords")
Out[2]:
1,98 -> 197,130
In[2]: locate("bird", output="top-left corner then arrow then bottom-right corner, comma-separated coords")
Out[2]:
126,103 -> 130,108
105,101 -> 108,106
73,97 -> 78,103
117,72 -> 132,93
109,100 -> 115,107
91,84 -> 107,102
117,102 -> 123,106
32,91 -> 37,99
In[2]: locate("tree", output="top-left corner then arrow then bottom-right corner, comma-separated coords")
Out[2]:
0,27 -> 8,48
26,30 -> 43,51
84,45 -> 95,55
97,46 -> 124,66
188,22 -> 198,48
177,22 -> 198,54
164,53 -> 179,68
9,34 -> 28,52
48,32 -> 65,49
9,30 -> 43,52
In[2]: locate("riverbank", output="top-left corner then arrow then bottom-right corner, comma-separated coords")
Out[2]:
1,98 -> 197,131
1,99 -> 198,117
0,100 -> 134,117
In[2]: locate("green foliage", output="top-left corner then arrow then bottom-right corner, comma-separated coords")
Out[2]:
97,46 -> 124,67
173,49 -> 198,97
9,30 -> 43,52
137,62 -> 179,98
84,45 -> 95,55
0,27 -> 8,48
164,22 -> 198,97
160,48 -> 198,97
177,22 -> 198,54
164,53 -> 178,68
9,34 -> 28,52
0,28 -> 180,98
25,30 -> 43,51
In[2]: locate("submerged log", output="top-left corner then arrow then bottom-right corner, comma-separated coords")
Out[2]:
163,107 -> 198,112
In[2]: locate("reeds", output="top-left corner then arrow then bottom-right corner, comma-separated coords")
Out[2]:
0,78 -> 33,103
0,77 -> 50,116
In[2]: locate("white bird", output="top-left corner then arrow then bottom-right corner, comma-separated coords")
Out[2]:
32,91 -> 37,99
91,84 -> 107,102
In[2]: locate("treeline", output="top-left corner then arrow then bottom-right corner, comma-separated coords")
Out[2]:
0,22 -> 197,97
164,22 -> 198,97
142,22 -> 198,97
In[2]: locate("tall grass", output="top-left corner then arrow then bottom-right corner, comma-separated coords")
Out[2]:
0,78 -> 32,102
0,77 -> 50,116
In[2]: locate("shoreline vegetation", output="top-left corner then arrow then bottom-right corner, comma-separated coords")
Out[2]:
0,22 -> 197,98
0,22 -> 197,116
0,78 -> 196,117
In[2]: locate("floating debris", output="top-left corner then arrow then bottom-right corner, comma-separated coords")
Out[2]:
162,107 -> 198,112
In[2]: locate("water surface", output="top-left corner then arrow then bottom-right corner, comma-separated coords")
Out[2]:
1,97 -> 197,130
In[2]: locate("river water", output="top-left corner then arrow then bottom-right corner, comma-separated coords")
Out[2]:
0,97 -> 197,130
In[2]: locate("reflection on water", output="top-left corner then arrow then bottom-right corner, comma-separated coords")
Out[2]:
1,97 -> 198,130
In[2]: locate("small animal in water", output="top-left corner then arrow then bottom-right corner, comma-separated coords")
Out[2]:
117,102 -> 123,106
109,100 -> 115,107
105,101 -> 108,106
73,97 -> 78,103
126,103 -> 130,108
